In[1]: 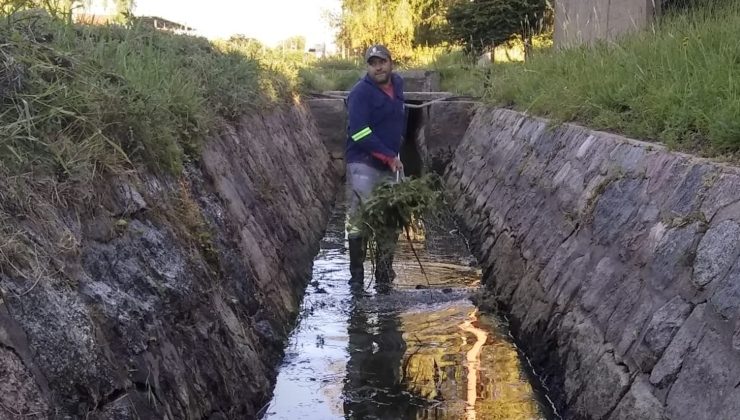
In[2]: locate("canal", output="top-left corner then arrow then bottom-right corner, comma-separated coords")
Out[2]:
262,197 -> 556,420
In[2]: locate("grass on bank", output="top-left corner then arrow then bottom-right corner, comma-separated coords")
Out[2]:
484,0 -> 740,156
297,49 -> 486,94
0,9 -> 297,182
297,56 -> 364,92
297,39 -> 541,96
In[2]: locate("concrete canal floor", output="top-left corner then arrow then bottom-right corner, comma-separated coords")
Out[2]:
262,198 -> 557,420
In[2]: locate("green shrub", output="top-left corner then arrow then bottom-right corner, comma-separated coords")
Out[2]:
417,48 -> 487,96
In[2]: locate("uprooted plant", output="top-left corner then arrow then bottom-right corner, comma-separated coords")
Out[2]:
351,173 -> 444,286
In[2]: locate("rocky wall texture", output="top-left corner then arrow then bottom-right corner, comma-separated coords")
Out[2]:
0,105 -> 340,418
306,98 -> 347,159
446,108 -> 740,420
418,101 -> 478,174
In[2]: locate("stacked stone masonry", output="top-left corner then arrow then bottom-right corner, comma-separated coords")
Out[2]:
0,105 -> 340,418
445,108 -> 740,420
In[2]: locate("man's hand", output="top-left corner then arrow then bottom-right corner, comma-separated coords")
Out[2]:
370,152 -> 404,173
389,157 -> 403,173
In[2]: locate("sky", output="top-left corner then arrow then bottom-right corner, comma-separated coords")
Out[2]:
132,0 -> 341,47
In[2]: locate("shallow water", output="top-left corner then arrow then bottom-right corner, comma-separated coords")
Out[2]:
263,200 -> 554,420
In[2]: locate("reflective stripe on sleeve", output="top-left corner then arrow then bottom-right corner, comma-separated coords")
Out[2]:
351,127 -> 372,142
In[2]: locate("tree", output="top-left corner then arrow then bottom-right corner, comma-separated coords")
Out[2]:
277,35 -> 306,52
112,0 -> 133,18
332,0 -> 460,58
333,0 -> 417,60
410,0 -> 457,46
446,0 -> 552,58
227,35 -> 266,57
79,0 -> 134,21
1,0 -> 78,15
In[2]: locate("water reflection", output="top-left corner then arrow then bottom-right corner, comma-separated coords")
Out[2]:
265,198 -> 552,420
343,302 -> 415,419
460,310 -> 488,420
342,296 -> 549,420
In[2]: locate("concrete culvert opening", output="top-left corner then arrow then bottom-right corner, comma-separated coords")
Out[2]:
399,101 -> 425,178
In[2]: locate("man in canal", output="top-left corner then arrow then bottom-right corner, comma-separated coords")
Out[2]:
345,44 -> 405,293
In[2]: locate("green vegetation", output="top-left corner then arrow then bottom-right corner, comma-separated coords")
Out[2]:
419,50 -> 486,96
352,174 -> 442,241
0,5 -> 297,183
314,0 -> 553,95
323,0 -> 740,158
9,0 -> 735,185
332,0 -> 458,61
446,0 -> 552,56
331,0 -> 549,62
485,1 -> 740,155
298,57 -> 363,92
352,173 -> 444,283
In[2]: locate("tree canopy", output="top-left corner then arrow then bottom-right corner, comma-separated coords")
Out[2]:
112,0 -> 134,18
446,0 -> 552,56
332,0 -> 552,60
333,0 -> 458,61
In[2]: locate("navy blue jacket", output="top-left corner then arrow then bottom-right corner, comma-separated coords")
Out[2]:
345,73 -> 405,171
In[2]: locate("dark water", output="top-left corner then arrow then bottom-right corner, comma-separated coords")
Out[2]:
262,199 -> 555,420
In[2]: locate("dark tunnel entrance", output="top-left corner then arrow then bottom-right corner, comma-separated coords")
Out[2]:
400,101 -> 425,178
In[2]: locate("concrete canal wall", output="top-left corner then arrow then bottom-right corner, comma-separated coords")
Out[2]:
445,107 -> 740,420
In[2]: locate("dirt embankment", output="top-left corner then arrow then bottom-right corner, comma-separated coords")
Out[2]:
0,105 -> 341,418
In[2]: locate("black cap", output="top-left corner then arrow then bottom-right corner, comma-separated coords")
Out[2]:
365,44 -> 392,62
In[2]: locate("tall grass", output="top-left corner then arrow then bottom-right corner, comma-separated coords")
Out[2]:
298,57 -> 364,92
397,42 -> 551,97
0,9 -> 296,182
422,49 -> 487,96
487,0 -> 740,155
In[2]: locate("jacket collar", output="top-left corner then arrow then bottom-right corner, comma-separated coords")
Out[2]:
363,73 -> 402,100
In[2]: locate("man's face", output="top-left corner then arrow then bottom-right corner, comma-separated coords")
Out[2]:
367,57 -> 392,85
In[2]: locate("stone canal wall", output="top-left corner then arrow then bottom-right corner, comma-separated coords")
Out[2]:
446,107 -> 740,420
0,105 -> 341,418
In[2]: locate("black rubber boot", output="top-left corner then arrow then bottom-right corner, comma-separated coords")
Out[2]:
348,237 -> 366,285
374,234 -> 397,294
374,255 -> 396,294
